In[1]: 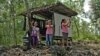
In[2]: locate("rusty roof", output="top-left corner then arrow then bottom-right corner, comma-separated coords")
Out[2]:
20,2 -> 77,17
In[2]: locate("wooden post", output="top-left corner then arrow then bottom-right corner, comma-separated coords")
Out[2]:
28,14 -> 31,31
24,12 -> 33,49
52,13 -> 55,45
23,16 -> 26,31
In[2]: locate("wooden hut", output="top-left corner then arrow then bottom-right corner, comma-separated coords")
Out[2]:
20,2 -> 77,40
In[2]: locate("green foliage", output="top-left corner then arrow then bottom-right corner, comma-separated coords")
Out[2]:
91,0 -> 100,19
0,0 -> 99,46
91,0 -> 100,36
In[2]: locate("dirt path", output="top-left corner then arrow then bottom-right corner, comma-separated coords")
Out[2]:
0,41 -> 100,56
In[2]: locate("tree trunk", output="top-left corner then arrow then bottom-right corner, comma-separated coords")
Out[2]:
24,0 -> 30,31
73,18 -> 80,38
9,0 -> 17,45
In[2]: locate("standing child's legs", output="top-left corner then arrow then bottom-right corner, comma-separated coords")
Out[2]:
65,33 -> 68,46
46,34 -> 53,47
32,36 -> 38,47
62,32 -> 65,47
46,34 -> 49,46
62,33 -> 68,47
49,34 -> 53,46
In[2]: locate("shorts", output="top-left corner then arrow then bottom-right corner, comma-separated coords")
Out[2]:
62,32 -> 68,39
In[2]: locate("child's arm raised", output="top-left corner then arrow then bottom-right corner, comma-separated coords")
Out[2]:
64,19 -> 70,26
50,25 -> 53,28
45,25 -> 49,28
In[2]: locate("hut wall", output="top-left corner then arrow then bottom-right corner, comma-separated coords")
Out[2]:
54,13 -> 72,37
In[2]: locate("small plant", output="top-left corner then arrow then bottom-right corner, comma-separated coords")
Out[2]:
50,45 -> 66,56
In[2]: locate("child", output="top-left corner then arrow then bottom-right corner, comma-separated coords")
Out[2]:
31,21 -> 40,47
61,19 -> 69,47
45,20 -> 53,47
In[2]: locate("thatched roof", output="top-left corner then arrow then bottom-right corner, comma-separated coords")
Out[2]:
20,2 -> 77,18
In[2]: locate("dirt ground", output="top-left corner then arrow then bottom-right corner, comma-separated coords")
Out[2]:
0,41 -> 100,56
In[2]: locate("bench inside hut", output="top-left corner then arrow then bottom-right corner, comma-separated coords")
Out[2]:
20,2 -> 77,44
